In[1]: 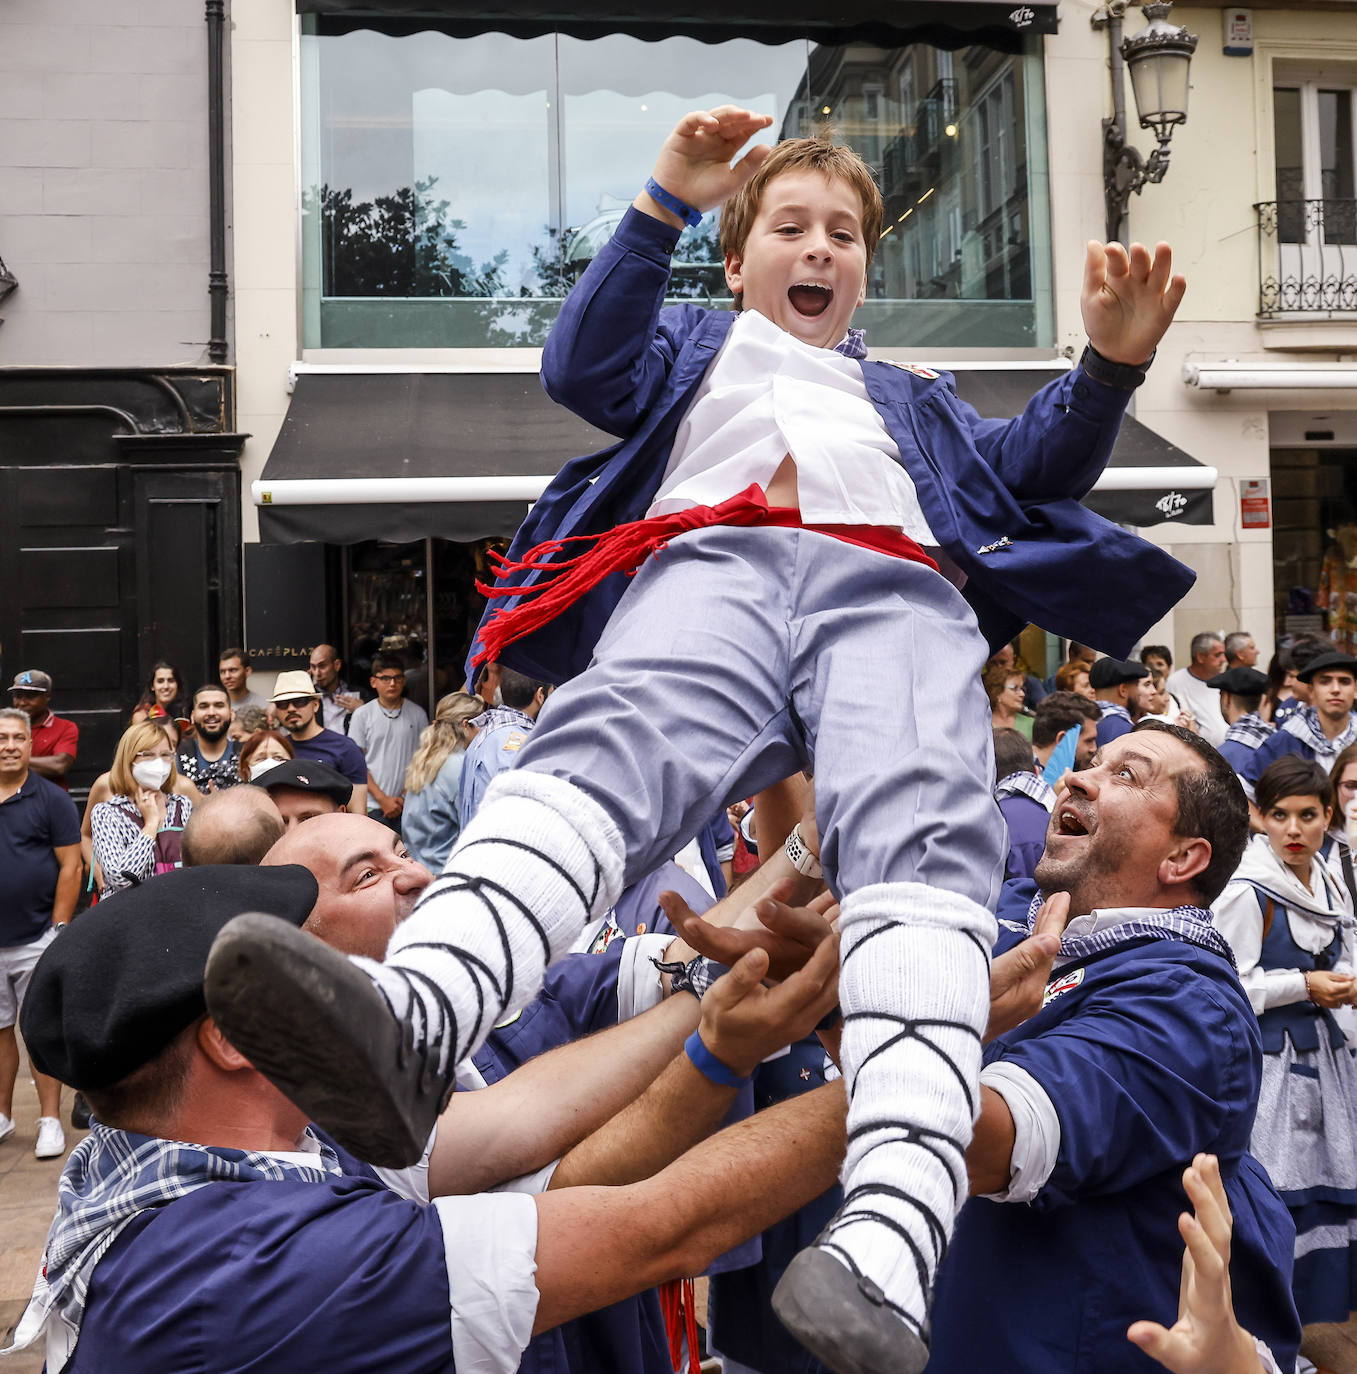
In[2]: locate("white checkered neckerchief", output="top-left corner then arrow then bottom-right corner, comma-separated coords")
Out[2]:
12,1123 -> 339,1353
999,893 -> 1236,969
1283,706 -> 1357,770
1096,701 -> 1134,726
474,705 -> 536,734
993,770 -> 1055,811
1223,712 -> 1274,751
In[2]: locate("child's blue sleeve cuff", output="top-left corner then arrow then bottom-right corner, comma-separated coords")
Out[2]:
611,205 -> 684,261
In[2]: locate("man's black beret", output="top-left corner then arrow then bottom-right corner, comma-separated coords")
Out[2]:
21,865 -> 318,1091
1088,657 -> 1150,690
1206,666 -> 1269,696
251,758 -> 353,807
1296,650 -> 1357,684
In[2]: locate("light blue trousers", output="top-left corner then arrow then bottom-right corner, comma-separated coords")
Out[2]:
516,525 -> 1005,909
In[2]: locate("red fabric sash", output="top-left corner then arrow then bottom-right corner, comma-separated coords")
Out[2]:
472,484 -> 937,667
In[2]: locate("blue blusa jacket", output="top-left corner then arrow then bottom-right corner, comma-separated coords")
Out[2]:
474,207 -> 1195,683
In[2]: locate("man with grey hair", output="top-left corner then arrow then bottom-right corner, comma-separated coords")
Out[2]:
1167,632 -> 1229,746
1224,631 -> 1259,670
0,707 -> 80,1158
181,786 -> 286,868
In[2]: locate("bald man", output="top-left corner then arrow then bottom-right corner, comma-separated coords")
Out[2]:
309,645 -> 362,733
181,786 -> 285,868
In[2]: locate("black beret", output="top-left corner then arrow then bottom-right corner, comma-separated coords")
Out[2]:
1296,650 -> 1357,684
1089,657 -> 1150,690
1206,666 -> 1269,696
21,864 -> 318,1091
250,758 -> 353,806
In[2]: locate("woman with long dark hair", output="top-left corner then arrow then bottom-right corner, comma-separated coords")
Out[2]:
1212,755 -> 1357,1331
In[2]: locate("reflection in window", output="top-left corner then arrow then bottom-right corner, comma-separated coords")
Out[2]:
300,22 -> 1052,349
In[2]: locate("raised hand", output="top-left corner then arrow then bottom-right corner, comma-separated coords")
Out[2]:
698,934 -> 841,1079
1082,240 -> 1187,365
1126,1155 -> 1264,1374
662,881 -> 836,982
985,892 -> 1069,1042
638,106 -> 775,226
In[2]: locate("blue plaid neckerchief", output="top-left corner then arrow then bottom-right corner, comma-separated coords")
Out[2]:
1096,701 -> 1134,725
993,770 -> 1055,811
1283,705 -> 1357,768
834,329 -> 868,360
14,1123 -> 340,1352
1223,711 -> 1274,750
999,893 -> 1236,970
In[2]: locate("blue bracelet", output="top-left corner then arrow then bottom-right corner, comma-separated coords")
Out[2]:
684,1030 -> 748,1088
644,177 -> 703,229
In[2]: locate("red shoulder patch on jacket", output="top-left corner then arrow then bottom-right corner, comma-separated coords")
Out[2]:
885,361 -> 940,380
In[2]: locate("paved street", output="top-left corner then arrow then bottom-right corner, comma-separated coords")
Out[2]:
0,1040 -> 83,1374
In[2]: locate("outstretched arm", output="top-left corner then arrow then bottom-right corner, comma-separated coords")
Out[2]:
541,106 -> 773,434
550,936 -> 839,1190
1127,1154 -> 1271,1374
531,1080 -> 847,1335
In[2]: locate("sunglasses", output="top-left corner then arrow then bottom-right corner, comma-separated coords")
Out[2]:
275,697 -> 315,710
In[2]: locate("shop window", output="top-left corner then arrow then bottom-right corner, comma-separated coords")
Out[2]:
299,22 -> 1053,350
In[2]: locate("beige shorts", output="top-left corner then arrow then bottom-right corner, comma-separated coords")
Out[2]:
0,926 -> 58,1030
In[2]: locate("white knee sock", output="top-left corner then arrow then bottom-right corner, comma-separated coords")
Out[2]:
824,882 -> 996,1334
368,770 -> 626,1073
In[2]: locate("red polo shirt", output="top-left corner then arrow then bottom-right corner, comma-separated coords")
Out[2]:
31,710 -> 79,790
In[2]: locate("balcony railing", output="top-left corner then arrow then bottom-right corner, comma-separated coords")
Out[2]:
1256,199 -> 1357,316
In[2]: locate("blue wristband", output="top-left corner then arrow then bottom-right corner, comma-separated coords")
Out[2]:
684,1030 -> 748,1088
644,177 -> 703,229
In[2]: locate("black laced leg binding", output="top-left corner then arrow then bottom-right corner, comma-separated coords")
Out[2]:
206,771 -> 625,1168
773,885 -> 994,1374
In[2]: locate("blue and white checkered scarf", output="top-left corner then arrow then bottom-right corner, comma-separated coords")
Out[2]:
8,1123 -> 339,1354
1096,700 -> 1134,726
993,770 -> 1056,811
1000,893 -> 1236,969
1223,711 -> 1274,751
834,329 -> 868,360
1283,705 -> 1357,770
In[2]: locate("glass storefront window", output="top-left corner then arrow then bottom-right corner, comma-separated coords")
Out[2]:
300,21 -> 1053,350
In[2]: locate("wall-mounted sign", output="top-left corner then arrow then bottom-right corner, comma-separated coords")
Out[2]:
1241,478 -> 1270,529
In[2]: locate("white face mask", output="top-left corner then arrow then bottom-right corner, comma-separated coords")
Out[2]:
249,757 -> 285,780
132,758 -> 172,789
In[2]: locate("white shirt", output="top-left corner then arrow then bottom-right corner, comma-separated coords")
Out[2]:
646,309 -> 938,539
1165,667 -> 1228,746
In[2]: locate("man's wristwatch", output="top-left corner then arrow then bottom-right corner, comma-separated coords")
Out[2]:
1079,343 -> 1154,391
785,824 -> 823,879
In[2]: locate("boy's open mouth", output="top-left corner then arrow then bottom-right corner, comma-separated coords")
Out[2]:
788,282 -> 833,318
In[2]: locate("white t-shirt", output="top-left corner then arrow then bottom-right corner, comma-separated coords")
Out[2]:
1165,667 -> 1228,746
646,308 -> 938,539
348,697 -> 430,806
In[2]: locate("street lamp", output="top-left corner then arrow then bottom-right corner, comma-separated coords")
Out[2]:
1092,0 -> 1198,244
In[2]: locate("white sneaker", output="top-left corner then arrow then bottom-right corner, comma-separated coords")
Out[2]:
34,1117 -> 65,1159
0,1113 -> 14,1145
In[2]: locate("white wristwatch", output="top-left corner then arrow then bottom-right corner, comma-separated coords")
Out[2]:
784,824 -> 823,879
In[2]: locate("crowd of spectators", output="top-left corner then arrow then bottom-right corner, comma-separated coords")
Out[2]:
4,626 -> 1357,1374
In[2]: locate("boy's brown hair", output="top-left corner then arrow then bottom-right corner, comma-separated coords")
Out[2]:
719,134 -> 884,308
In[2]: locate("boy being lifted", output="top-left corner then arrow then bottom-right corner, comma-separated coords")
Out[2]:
208,108 -> 1190,1374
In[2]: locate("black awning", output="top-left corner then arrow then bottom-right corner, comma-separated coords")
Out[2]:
951,367 -> 1215,529
256,372 -> 610,545
256,360 -> 1215,546
304,0 -> 1057,48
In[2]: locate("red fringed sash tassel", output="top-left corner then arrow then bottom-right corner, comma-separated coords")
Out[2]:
659,1277 -> 702,1374
472,484 -> 937,667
